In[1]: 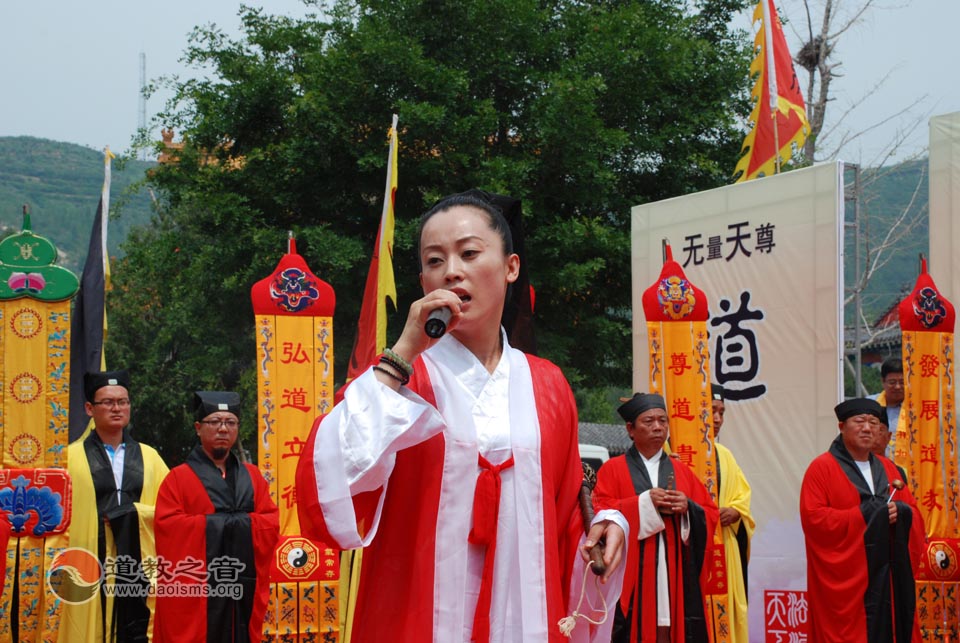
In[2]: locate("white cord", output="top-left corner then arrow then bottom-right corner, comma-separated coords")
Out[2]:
557,560 -> 609,637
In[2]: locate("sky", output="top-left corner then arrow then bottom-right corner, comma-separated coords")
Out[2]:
1,0 -> 957,166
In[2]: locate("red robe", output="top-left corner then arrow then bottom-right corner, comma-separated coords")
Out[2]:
800,436 -> 924,643
154,448 -> 279,643
592,450 -> 718,643
296,339 -> 614,642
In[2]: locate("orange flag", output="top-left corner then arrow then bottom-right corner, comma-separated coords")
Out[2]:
734,0 -> 809,182
347,115 -> 399,381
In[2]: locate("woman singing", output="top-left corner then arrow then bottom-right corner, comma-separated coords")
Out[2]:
297,192 -> 624,643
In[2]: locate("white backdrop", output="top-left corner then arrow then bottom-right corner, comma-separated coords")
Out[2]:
928,112 -> 960,306
630,162 -> 845,639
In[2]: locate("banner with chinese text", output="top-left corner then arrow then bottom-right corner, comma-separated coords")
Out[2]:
642,249 -> 730,641
251,240 -> 340,641
897,259 -> 959,639
631,162 -> 844,638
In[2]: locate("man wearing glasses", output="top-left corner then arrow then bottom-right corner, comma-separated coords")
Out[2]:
60,369 -> 170,643
800,398 -> 924,643
869,358 -> 905,459
153,391 -> 278,643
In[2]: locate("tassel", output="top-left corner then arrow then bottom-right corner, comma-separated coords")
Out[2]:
558,615 -> 577,637
557,558 -> 609,638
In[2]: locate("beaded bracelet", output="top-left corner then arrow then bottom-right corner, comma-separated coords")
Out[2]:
378,356 -> 411,385
373,365 -> 408,385
382,348 -> 414,376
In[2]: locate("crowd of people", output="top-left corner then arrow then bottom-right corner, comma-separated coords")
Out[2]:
48,192 -> 925,643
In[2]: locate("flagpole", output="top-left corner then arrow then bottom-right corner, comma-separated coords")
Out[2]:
762,0 -> 782,175
773,110 -> 781,174
101,145 -> 115,363
340,115 -> 400,643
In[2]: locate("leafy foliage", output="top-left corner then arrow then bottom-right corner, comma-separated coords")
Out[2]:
110,0 -> 756,462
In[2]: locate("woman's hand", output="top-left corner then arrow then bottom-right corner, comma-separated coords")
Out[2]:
373,289 -> 463,389
582,520 -> 625,584
393,289 -> 463,360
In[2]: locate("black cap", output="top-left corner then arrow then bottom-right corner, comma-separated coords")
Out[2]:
193,391 -> 241,422
834,398 -> 883,422
878,406 -> 889,428
710,384 -> 725,402
84,370 -> 131,402
617,393 -> 667,423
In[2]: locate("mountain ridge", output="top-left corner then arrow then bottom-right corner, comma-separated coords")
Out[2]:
0,136 -> 155,274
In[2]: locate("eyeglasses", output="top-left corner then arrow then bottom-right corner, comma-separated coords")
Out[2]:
883,379 -> 905,388
91,398 -> 130,409
201,418 -> 239,430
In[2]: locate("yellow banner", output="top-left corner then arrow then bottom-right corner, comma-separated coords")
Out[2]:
899,330 -> 960,540
647,320 -> 717,492
256,314 -> 334,535
253,253 -> 338,641
0,300 -> 70,469
896,261 -> 960,640
648,319 -> 727,643
0,535 -> 64,643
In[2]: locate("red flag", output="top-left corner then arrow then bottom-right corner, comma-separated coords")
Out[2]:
734,0 -> 809,182
347,115 -> 399,381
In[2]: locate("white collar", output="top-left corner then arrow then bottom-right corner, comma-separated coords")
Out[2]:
424,328 -> 511,399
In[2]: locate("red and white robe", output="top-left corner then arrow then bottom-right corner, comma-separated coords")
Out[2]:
297,334 -> 624,642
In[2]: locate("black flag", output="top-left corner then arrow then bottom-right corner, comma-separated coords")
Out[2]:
68,197 -> 107,441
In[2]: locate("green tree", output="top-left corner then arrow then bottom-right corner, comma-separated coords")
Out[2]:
111,0 -> 752,462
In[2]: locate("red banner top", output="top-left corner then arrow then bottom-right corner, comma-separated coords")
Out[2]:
251,239 -> 335,316
898,257 -> 954,333
641,245 -> 709,322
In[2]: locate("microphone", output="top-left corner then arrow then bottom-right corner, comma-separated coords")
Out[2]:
424,307 -> 452,338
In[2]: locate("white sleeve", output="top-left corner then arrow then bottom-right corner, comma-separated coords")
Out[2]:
568,513 -> 629,643
591,509 -> 629,539
636,490 -> 666,540
309,368 -> 445,547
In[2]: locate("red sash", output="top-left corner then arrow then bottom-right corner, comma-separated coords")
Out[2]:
469,452 -> 515,643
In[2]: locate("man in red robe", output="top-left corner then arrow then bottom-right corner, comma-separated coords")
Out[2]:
593,392 -> 718,643
800,397 -> 924,643
154,391 -> 279,643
